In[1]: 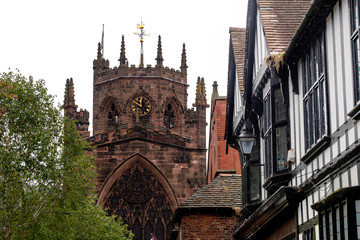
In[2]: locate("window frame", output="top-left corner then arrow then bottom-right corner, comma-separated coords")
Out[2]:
351,0 -> 360,104
301,27 -> 329,156
313,187 -> 360,240
319,201 -> 348,240
263,83 -> 289,180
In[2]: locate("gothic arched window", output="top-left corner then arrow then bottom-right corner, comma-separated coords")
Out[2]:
103,162 -> 175,240
164,104 -> 175,129
107,103 -> 119,130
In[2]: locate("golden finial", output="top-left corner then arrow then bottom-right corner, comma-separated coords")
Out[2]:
134,19 -> 150,67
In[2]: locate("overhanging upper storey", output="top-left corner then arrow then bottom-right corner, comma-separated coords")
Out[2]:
225,28 -> 247,145
244,0 -> 310,117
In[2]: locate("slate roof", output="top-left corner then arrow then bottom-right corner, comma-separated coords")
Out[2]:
229,27 -> 246,93
179,174 -> 242,209
258,0 -> 310,54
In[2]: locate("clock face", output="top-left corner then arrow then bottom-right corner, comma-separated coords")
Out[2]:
131,96 -> 151,116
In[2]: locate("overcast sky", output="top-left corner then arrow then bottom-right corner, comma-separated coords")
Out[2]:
0,0 -> 247,133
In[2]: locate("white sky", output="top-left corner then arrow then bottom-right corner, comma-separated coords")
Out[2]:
0,0 -> 247,134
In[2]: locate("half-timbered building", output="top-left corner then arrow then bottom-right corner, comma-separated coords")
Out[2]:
227,0 -> 360,239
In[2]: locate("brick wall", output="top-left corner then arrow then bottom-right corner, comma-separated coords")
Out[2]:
179,212 -> 237,239
208,98 -> 241,183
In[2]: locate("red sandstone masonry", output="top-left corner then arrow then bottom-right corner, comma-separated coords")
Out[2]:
91,52 -> 208,205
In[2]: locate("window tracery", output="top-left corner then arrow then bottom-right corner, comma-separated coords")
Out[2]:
104,162 -> 174,240
164,104 -> 175,129
107,103 -> 119,130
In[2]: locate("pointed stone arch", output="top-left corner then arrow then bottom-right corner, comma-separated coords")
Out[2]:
98,153 -> 178,240
161,94 -> 184,132
99,95 -> 120,113
99,96 -> 120,131
161,93 -> 184,114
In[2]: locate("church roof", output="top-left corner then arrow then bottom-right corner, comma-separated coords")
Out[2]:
257,0 -> 310,54
179,174 -> 242,209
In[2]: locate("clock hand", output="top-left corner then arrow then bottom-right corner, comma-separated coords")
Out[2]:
133,100 -> 142,107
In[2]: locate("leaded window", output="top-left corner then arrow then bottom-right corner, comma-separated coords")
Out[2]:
303,227 -> 314,240
351,0 -> 360,103
248,163 -> 260,201
302,29 -> 328,151
319,201 -> 348,240
263,85 -> 288,179
104,162 -> 174,240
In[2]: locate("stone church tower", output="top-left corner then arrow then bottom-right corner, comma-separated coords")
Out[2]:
65,34 -> 208,240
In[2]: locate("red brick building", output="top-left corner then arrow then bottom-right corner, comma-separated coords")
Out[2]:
64,35 -> 208,240
172,174 -> 242,240
207,81 -> 241,183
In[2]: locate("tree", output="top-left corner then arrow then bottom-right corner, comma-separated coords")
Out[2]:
0,70 -> 133,240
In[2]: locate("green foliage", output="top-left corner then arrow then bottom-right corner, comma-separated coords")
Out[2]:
0,70 -> 133,240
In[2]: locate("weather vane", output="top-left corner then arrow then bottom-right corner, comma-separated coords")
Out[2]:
134,19 -> 150,67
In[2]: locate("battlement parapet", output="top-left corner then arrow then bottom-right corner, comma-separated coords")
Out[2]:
87,125 -> 192,148
185,108 -> 198,123
93,64 -> 187,85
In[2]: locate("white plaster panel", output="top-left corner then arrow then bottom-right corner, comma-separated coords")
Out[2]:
315,225 -> 320,240
351,165 -> 359,186
301,169 -> 306,183
298,202 -> 303,225
341,171 -> 349,188
313,159 -> 318,173
318,153 -> 324,169
339,134 -> 347,153
326,12 -> 338,133
348,126 -> 356,146
297,61 -> 306,158
308,195 -> 314,219
302,199 -> 308,222
325,181 -> 332,197
334,176 -> 340,191
298,233 -> 303,240
331,141 -> 338,161
334,1 -> 346,124
313,189 -> 319,205
307,163 -> 312,180
319,184 -> 326,199
342,0 -> 355,113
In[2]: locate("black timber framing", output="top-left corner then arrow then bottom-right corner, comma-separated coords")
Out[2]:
284,0 -> 339,93
233,186 -> 298,239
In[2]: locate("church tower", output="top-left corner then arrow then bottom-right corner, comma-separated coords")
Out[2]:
86,27 -> 208,240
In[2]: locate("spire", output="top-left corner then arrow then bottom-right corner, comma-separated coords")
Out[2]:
211,81 -> 219,102
193,77 -> 209,107
97,42 -> 103,60
180,43 -> 188,75
155,35 -> 164,67
119,35 -> 127,67
63,78 -> 77,116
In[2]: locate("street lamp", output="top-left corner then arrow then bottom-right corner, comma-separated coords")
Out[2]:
237,121 -> 255,155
